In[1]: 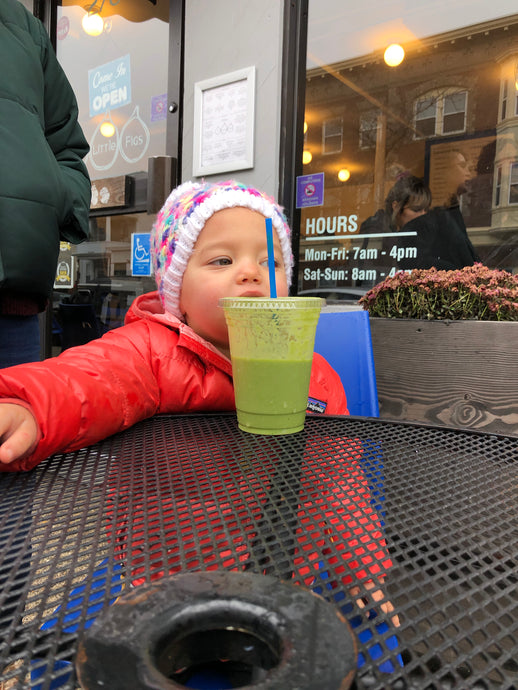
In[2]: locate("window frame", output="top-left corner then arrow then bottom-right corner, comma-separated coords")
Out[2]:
359,111 -> 379,150
508,160 -> 518,205
414,88 -> 468,139
495,164 -> 502,206
501,78 -> 509,121
322,116 -> 343,155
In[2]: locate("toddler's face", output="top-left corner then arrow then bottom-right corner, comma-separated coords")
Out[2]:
179,207 -> 289,356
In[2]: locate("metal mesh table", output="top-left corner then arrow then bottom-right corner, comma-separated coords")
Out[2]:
1,413 -> 518,689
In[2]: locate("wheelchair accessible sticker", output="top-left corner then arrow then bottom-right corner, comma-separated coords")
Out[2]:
131,233 -> 151,276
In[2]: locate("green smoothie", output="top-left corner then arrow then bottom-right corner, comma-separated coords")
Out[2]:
232,357 -> 312,434
220,296 -> 323,436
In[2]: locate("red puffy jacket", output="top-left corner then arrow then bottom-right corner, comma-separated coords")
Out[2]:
0,292 -> 348,471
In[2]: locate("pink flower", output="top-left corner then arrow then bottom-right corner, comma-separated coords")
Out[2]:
359,264 -> 518,321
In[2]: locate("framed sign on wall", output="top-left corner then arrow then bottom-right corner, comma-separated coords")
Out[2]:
192,66 -> 255,177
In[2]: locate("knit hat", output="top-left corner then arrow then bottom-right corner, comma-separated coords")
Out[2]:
151,180 -> 294,320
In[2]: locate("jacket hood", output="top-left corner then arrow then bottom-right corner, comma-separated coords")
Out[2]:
125,291 -> 232,376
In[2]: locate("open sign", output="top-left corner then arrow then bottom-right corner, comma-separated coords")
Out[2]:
89,55 -> 131,117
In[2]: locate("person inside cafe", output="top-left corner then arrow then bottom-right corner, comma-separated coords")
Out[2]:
380,173 -> 480,271
0,179 -> 399,629
358,171 -> 431,237
384,172 -> 432,232
355,173 -> 431,282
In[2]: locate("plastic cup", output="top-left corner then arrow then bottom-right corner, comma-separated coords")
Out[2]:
220,297 -> 324,435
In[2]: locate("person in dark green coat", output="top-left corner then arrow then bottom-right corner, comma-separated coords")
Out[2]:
0,0 -> 90,367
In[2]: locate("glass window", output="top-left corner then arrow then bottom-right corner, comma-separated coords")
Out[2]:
298,3 -> 518,302
414,90 -> 467,138
415,96 -> 437,138
52,0 -> 170,354
509,162 -> 518,204
322,117 -> 343,154
443,91 -> 467,134
495,165 -> 502,206
359,112 -> 378,149
56,0 -> 169,179
501,79 -> 508,120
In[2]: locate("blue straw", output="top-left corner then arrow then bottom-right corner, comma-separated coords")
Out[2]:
265,217 -> 277,298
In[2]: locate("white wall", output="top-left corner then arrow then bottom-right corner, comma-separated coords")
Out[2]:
182,0 -> 284,197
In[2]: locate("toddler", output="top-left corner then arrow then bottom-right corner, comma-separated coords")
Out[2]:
0,179 -> 398,651
0,180 -> 348,472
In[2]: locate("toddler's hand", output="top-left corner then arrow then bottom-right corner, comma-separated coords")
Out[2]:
0,404 -> 38,465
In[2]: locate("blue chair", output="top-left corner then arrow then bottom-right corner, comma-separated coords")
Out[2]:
315,308 -> 385,521
314,309 -> 379,417
31,559 -> 124,689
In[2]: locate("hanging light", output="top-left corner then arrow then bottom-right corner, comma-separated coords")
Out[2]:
338,168 -> 350,182
82,8 -> 104,36
302,150 -> 312,165
384,44 -> 405,67
100,120 -> 115,137
98,111 -> 116,138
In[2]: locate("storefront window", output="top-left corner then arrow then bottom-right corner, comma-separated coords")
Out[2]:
56,0 -> 169,178
299,2 -> 518,300
51,0 -> 170,353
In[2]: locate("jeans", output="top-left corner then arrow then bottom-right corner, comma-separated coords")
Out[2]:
0,314 -> 41,368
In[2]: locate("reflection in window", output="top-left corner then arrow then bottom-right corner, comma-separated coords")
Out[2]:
57,1 -> 169,180
301,10 -> 518,301
359,112 -> 378,149
501,79 -> 509,120
443,92 -> 467,133
415,96 -> 437,137
322,117 -> 343,154
414,90 -> 467,138
509,162 -> 518,204
495,165 -> 502,206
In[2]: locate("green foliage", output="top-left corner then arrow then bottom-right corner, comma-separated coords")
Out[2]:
359,264 -> 518,321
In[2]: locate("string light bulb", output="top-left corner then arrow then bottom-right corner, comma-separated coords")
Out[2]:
100,120 -> 115,137
82,9 -> 104,36
302,150 -> 312,165
384,43 -> 405,67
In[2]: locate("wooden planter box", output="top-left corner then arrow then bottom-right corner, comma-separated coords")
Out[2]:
369,318 -> 518,437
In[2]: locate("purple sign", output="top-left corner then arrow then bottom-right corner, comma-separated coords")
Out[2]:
296,173 -> 324,208
151,94 -> 167,122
